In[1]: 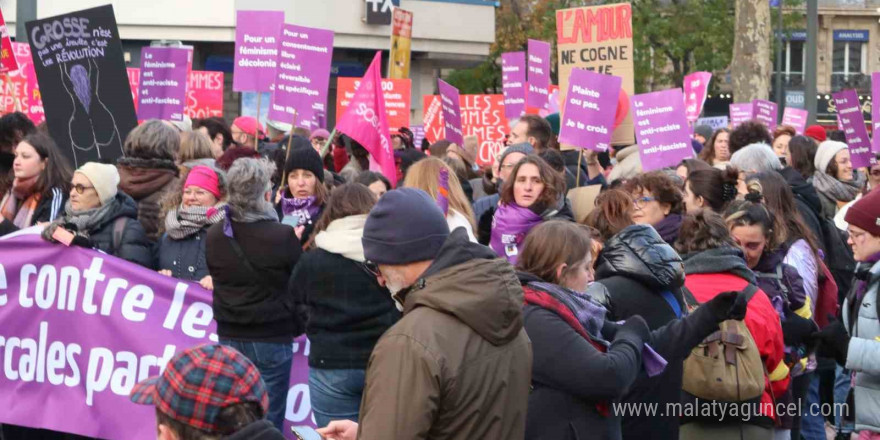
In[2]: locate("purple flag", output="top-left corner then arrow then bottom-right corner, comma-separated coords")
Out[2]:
0,231 -> 317,439
137,47 -> 189,121
527,39 -> 551,109
438,79 -> 464,145
232,10 -> 284,92
268,24 -> 334,130
683,71 -> 711,123
501,52 -> 526,119
558,68 -> 622,152
872,72 -> 880,153
752,99 -> 778,131
729,103 -> 753,128
781,107 -> 809,135
632,88 -> 694,171
832,89 -> 877,168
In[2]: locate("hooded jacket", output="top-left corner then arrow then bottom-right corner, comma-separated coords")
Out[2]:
357,228 -> 532,440
842,259 -> 880,433
117,157 -> 180,242
779,167 -> 824,245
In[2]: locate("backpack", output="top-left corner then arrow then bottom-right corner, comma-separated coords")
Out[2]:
754,263 -> 791,320
681,284 -> 766,402
815,260 -> 840,329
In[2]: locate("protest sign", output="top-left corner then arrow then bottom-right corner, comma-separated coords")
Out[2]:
0,230 -> 316,439
423,94 -> 509,167
233,10 -> 284,93
752,99 -> 778,131
683,71 -> 711,123
0,8 -> 17,73
185,71 -> 224,119
832,89 -> 876,168
729,103 -> 753,128
269,24 -> 334,130
632,88 -> 694,171
26,5 -> 138,168
873,72 -> 880,153
557,2 -> 634,146
527,39 -> 551,109
336,77 -> 410,132
127,68 -> 140,112
438,79 -> 464,146
557,68 -> 621,152
697,116 -> 729,131
781,107 -> 808,135
389,8 -> 413,79
501,51 -> 526,119
0,42 -> 43,124
137,47 -> 188,121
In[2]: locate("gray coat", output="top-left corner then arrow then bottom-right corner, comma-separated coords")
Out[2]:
843,259 -> 880,433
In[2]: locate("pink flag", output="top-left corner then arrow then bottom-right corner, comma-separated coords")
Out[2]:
336,52 -> 397,186
683,71 -> 711,123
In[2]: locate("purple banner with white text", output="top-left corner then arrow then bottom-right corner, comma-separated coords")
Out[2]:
781,107 -> 808,135
501,52 -> 526,120
0,230 -> 315,439
832,89 -> 876,168
632,88 -> 694,171
233,10 -> 284,93
752,99 -> 778,131
438,79 -> 464,145
269,24 -> 334,130
558,68 -> 621,152
527,39 -> 551,110
137,47 -> 189,121
729,103 -> 753,128
872,72 -> 880,153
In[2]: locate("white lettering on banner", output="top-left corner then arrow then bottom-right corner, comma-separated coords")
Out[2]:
0,264 -> 6,306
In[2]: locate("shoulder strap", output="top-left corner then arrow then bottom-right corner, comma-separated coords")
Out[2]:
741,283 -> 758,301
681,284 -> 698,308
660,290 -> 683,319
111,217 -> 127,255
225,233 -> 273,291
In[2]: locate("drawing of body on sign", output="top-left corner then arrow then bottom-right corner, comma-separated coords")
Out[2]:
26,5 -> 137,167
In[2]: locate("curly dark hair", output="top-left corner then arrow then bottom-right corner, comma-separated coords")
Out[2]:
0,112 -> 36,153
674,209 -> 737,255
500,155 -> 565,212
583,189 -> 635,242
623,171 -> 683,215
729,120 -> 772,155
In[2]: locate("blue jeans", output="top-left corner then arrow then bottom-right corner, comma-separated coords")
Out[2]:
308,368 -> 366,428
220,339 -> 292,432
801,374 -> 827,440
835,365 -> 854,434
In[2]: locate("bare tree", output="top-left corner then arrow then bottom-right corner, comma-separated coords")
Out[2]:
732,0 -> 771,101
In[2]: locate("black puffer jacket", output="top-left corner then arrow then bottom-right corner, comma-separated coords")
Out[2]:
81,194 -> 154,268
779,167 -> 824,245
594,224 -> 687,440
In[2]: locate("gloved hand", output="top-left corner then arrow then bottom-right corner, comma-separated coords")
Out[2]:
782,310 -> 819,348
813,315 -> 850,367
615,315 -> 651,345
703,290 -> 749,322
70,234 -> 94,249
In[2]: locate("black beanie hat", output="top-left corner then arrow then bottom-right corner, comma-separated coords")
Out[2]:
363,188 -> 450,265
284,136 -> 324,183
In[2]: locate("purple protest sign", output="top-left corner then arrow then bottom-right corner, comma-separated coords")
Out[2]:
729,103 -> 753,128
411,124 -> 426,149
0,230 -> 315,439
752,99 -> 778,131
632,88 -> 694,171
781,107 -> 808,135
558,68 -> 621,152
137,47 -> 189,121
438,79 -> 464,145
873,72 -> 880,152
527,39 -> 551,109
268,24 -> 334,129
501,51 -> 526,119
683,71 -> 711,123
233,10 -> 284,93
832,89 -> 876,168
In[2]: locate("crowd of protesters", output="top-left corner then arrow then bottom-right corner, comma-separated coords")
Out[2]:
1,108 -> 879,440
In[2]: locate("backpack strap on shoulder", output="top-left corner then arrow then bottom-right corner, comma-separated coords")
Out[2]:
111,217 -> 127,255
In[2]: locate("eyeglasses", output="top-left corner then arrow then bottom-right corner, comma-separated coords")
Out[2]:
848,229 -> 867,241
633,196 -> 656,209
363,261 -> 380,278
72,184 -> 95,194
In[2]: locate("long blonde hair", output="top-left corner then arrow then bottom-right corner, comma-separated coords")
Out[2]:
403,157 -> 476,230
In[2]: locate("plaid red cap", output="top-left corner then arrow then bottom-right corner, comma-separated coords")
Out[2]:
130,344 -> 269,433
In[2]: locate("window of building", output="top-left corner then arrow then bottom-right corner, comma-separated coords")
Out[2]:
831,30 -> 869,91
773,31 -> 805,87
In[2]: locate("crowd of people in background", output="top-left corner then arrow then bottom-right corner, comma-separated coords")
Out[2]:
2,108 -> 880,440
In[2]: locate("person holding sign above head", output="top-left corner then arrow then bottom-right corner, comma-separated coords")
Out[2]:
41,162 -> 153,268
276,138 -> 328,244
490,155 -> 573,264
0,132 -> 72,237
156,166 -> 227,290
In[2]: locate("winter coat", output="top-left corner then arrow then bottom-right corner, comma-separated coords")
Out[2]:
680,247 -> 790,427
0,186 -> 66,237
117,157 -> 180,242
607,145 -> 641,183
784,239 -> 819,314
779,167 -> 825,246
593,224 -> 688,440
156,229 -> 209,281
289,215 -> 401,370
753,247 -> 808,318
207,219 -> 303,342
843,259 -> 880,433
226,420 -> 286,440
357,228 -> 532,440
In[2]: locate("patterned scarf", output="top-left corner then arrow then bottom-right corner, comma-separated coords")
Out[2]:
165,203 -> 227,240
0,175 -> 40,228
42,198 -> 120,241
280,193 -> 321,227
490,203 -> 543,265
812,171 -> 864,204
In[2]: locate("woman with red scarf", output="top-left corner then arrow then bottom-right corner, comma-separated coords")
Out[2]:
0,132 -> 72,237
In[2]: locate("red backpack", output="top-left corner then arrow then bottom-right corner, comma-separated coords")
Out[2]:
815,260 -> 840,329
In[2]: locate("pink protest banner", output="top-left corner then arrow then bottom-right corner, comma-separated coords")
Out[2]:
185,71 -> 224,119
558,68 -> 622,152
0,8 -> 18,73
337,77 -> 410,132
0,230 -> 315,439
423,94 -> 509,167
127,68 -> 140,111
0,42 -> 43,124
683,71 -> 711,123
336,52 -> 397,186
781,107 -> 808,135
233,10 -> 284,92
729,103 -> 753,128
527,39 -> 551,109
832,89 -> 876,168
632,88 -> 694,171
873,72 -> 880,153
752,99 -> 778,131
501,51 -> 526,119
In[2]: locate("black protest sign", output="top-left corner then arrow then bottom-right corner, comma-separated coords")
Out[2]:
26,5 -> 137,168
